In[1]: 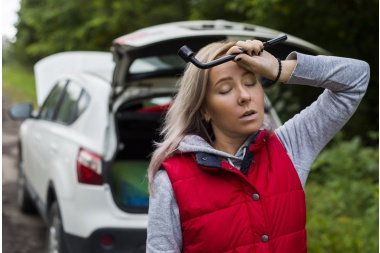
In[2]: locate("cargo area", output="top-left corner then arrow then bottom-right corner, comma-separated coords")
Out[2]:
110,94 -> 172,213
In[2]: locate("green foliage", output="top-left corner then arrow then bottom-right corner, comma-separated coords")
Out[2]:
254,0 -> 379,140
187,0 -> 379,143
306,133 -> 379,252
2,62 -> 37,107
11,0 -> 189,65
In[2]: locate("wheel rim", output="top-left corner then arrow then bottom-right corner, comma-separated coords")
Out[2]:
48,209 -> 61,253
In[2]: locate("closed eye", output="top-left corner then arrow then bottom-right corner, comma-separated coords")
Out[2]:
245,81 -> 258,87
243,73 -> 258,87
218,83 -> 233,94
219,88 -> 232,94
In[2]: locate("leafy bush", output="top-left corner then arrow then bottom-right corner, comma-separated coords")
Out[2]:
306,133 -> 378,253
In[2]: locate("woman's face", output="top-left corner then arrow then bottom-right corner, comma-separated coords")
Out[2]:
203,60 -> 264,142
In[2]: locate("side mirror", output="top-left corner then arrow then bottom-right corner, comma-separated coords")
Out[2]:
8,103 -> 34,120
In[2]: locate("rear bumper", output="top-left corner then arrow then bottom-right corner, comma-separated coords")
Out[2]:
65,228 -> 146,253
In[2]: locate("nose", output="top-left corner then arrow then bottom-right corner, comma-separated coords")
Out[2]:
237,86 -> 251,105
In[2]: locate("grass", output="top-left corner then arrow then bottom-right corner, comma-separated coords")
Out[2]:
2,62 -> 38,107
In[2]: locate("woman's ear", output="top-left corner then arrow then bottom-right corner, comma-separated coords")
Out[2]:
204,115 -> 211,123
201,108 -> 211,123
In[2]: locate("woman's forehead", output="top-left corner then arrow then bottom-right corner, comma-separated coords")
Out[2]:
209,62 -> 255,84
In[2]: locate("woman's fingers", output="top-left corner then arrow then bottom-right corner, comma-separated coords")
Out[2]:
226,40 -> 264,56
226,45 -> 245,56
235,40 -> 264,56
226,40 -> 264,63
235,51 -> 279,80
226,39 -> 279,80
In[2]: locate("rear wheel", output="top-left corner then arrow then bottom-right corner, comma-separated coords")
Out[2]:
17,159 -> 36,213
46,201 -> 69,253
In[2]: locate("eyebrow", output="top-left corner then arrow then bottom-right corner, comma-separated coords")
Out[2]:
214,77 -> 232,87
213,71 -> 253,87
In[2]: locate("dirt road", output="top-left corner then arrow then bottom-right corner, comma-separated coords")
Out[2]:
2,97 -> 45,253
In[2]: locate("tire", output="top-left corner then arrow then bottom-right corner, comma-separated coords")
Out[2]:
46,201 -> 70,253
17,160 -> 36,213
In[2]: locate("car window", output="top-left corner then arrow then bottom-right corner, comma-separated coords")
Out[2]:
129,55 -> 184,74
39,80 -> 67,120
55,82 -> 89,125
76,91 -> 90,117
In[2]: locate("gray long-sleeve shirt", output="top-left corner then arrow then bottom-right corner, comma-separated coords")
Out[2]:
146,52 -> 370,252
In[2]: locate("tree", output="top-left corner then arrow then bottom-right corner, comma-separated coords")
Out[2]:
12,0 -> 190,64
189,0 -> 378,143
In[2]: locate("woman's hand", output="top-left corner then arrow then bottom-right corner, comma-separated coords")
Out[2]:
226,39 -> 297,83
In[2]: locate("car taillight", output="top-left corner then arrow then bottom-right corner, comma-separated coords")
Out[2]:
77,148 -> 103,185
101,235 -> 114,249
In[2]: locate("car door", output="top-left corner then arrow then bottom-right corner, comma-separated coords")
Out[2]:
32,80 -> 86,201
22,80 -> 67,194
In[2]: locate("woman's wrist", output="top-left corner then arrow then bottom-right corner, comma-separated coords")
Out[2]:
279,60 -> 297,83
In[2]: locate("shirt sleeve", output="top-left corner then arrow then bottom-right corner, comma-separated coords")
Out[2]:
147,170 -> 182,253
275,52 -> 370,187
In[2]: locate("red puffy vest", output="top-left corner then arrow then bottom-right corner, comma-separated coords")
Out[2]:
162,131 -> 307,253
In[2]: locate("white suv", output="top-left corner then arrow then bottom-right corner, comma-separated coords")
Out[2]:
8,20 -> 327,253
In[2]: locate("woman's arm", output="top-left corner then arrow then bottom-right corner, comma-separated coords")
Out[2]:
275,52 -> 370,187
147,170 -> 182,253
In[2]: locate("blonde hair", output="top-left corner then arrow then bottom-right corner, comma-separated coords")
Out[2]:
147,41 -> 236,191
147,40 -> 272,192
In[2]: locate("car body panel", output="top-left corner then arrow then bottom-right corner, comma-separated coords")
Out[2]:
19,72 -> 112,202
60,185 -> 147,238
34,51 -> 114,106
113,20 -> 328,55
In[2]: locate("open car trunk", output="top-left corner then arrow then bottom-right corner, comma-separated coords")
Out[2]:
109,93 -> 173,213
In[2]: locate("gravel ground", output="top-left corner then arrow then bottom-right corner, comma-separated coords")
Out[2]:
2,97 -> 46,253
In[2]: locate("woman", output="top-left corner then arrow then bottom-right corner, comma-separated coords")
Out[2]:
146,39 -> 369,253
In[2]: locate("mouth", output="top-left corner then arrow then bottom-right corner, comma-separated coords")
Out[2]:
240,110 -> 256,118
